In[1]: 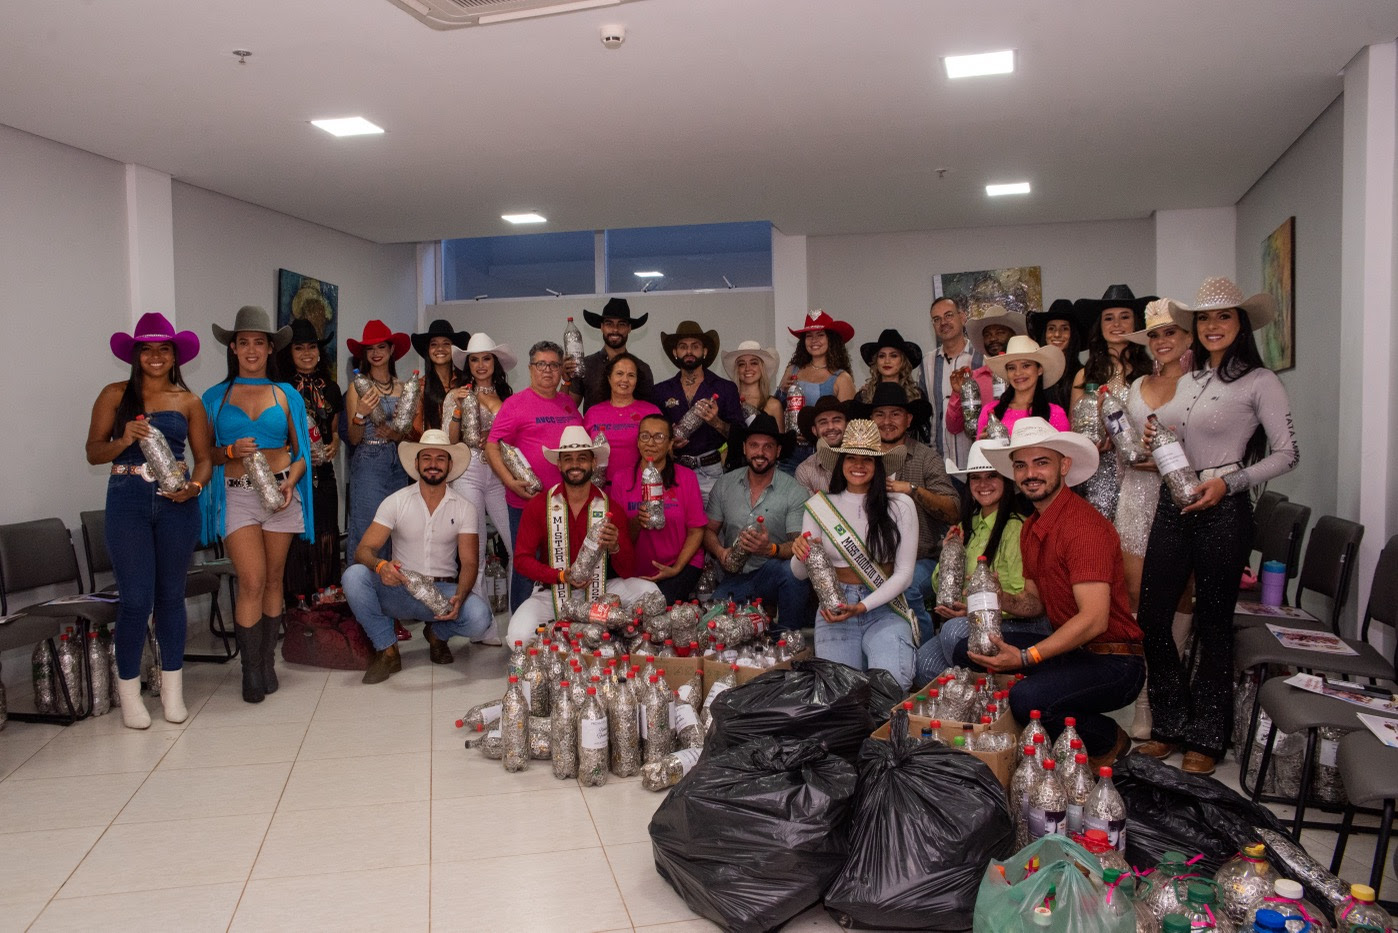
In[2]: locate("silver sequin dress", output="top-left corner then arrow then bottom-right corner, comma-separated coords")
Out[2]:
1074,373 -> 1126,521
1114,379 -> 1162,557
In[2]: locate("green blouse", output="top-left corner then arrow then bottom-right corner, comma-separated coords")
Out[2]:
932,507 -> 1026,616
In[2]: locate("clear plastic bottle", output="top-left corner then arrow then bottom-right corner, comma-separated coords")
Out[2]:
1162,916 -> 1193,933
958,374 -> 982,439
101,624 -> 120,708
1244,879 -> 1331,933
55,632 -> 89,712
696,554 -> 720,603
1028,758 -> 1068,841
1101,867 -> 1160,933
639,458 -> 667,529
672,393 -> 719,443
135,415 -> 188,494
242,449 -> 285,512
550,680 -> 579,779
589,427 -> 609,487
1085,765 -> 1128,851
398,566 -> 455,617
523,647 -> 550,717
1053,717 -> 1082,770
85,631 -> 111,717
1146,852 -> 1196,920
567,511 -> 612,587
783,380 -> 805,433
721,516 -> 765,573
1215,843 -> 1281,925
31,639 -> 58,715
936,528 -> 966,608
1146,414 -> 1203,507
351,369 -> 388,424
1010,742 -> 1042,850
1071,386 -> 1104,444
578,686 -> 609,786
609,675 -> 641,777
454,384 -> 477,446
1181,881 -> 1235,932
1018,709 -> 1048,765
641,746 -> 703,791
982,410 -> 1009,440
508,639 -> 527,675
499,441 -> 542,495
501,674 -> 530,772
641,674 -> 673,763
1336,884 -> 1392,932
563,316 -> 585,381
388,371 -> 421,433
801,532 -> 844,613
1101,385 -> 1150,465
965,556 -> 1003,655
1064,751 -> 1095,836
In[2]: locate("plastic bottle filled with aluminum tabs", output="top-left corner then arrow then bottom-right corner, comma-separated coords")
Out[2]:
577,686 -> 609,787
500,675 -> 530,773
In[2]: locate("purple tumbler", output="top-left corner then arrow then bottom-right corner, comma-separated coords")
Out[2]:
1259,560 -> 1286,607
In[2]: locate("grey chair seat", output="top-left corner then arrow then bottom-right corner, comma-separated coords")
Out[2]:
20,596 -> 119,629
1234,611 -> 1326,631
0,613 -> 63,654
1338,730 -> 1398,807
1234,626 -> 1393,682
1259,677 -> 1396,735
185,569 -> 221,598
196,557 -> 237,577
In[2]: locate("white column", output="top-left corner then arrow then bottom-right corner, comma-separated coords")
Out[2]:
1338,41 -> 1397,622
123,164 -> 175,325
1153,207 -> 1236,300
416,241 -> 438,330
771,227 -> 808,334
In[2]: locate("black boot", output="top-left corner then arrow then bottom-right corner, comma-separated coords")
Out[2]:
235,624 -> 265,703
262,613 -> 281,695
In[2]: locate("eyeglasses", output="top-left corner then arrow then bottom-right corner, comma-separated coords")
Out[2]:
530,361 -> 562,372
637,432 -> 670,443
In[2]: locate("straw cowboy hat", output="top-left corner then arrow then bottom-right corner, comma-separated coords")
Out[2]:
946,439 -> 1009,477
111,312 -> 200,366
817,419 -> 907,475
1127,298 -> 1190,346
450,332 -> 518,373
582,297 -> 649,330
720,339 -> 780,386
660,320 -> 720,365
347,319 -> 410,361
411,319 -> 471,360
1166,276 -> 1278,331
982,417 -> 1100,487
543,425 -> 610,468
1073,284 -> 1156,333
985,335 -> 1066,388
398,429 -> 472,483
860,327 -> 924,370
789,309 -> 855,344
212,305 -> 292,351
966,304 -> 1028,357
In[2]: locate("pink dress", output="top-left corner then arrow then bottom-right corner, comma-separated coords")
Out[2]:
612,463 -> 707,571
977,402 -> 1070,437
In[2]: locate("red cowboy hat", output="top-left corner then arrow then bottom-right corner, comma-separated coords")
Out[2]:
788,309 -> 854,344
346,319 -> 410,361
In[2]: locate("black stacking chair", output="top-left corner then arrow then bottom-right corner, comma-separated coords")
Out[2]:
1235,516 -> 1364,632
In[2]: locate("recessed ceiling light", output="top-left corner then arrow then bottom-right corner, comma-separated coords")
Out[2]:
501,212 -> 547,224
634,271 -> 664,278
478,0 -> 621,25
986,182 -> 1031,197
944,50 -> 1015,79
311,117 -> 384,137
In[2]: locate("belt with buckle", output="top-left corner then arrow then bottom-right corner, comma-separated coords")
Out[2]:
1085,642 -> 1145,657
1198,462 -> 1242,481
677,450 -> 723,469
111,463 -> 187,482
227,470 -> 291,489
429,575 -> 455,583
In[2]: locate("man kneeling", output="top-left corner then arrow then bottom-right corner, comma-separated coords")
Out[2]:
344,430 -> 494,684
506,426 -> 661,645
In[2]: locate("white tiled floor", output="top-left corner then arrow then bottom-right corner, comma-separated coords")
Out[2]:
1,627 -> 1393,932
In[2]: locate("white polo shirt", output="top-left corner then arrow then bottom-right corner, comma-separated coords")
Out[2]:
370,484 -> 478,579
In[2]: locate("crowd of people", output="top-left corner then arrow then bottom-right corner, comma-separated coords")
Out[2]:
87,279 -> 1298,778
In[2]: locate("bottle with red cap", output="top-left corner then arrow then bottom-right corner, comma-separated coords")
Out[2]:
1010,738 -> 1044,849
639,458 -> 666,529
1028,757 -> 1067,840
641,673 -> 673,763
567,511 -> 614,587
551,679 -> 578,779
1017,709 -> 1048,766
1085,765 -> 1128,851
578,685 -> 609,786
721,515 -> 765,573
563,316 -> 586,380
501,674 -> 530,772
1064,750 -> 1094,836
673,393 -> 720,443
388,370 -> 422,434
1053,716 -> 1082,770
783,380 -> 804,432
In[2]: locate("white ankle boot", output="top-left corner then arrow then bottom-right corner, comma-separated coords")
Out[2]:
160,668 -> 188,723
1130,678 -> 1152,740
116,677 -> 151,729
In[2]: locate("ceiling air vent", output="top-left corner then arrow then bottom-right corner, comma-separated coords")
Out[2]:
388,0 -> 642,30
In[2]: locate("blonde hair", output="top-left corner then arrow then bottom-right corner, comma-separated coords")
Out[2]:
858,357 -> 923,403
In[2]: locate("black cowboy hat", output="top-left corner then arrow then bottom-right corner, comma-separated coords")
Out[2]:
410,319 -> 471,359
1073,285 -> 1155,332
1027,298 -> 1078,345
859,327 -> 923,370
796,395 -> 849,443
286,318 -> 331,347
850,382 -> 933,428
731,411 -> 796,460
582,296 -> 649,330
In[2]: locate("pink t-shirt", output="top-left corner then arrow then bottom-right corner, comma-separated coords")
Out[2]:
614,462 -> 707,571
584,399 -> 662,490
977,401 -> 1070,437
487,386 -> 584,508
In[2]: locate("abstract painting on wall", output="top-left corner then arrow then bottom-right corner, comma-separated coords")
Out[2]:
277,269 -> 339,380
932,265 -> 1042,331
1260,217 -> 1295,372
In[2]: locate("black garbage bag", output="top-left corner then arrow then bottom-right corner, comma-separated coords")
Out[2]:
649,736 -> 859,933
864,667 -> 905,727
1113,753 -> 1287,875
708,658 -> 875,762
824,711 -> 1015,930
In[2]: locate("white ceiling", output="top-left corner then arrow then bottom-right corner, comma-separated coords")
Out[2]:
3,0 -> 1395,245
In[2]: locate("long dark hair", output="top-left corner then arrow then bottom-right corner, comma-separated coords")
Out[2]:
112,343 -> 190,439
788,330 -> 853,374
960,473 -> 1028,564
992,369 -> 1051,421
421,361 -> 464,431
222,341 -> 282,384
1083,310 -> 1151,386
275,341 -> 332,383
603,352 -> 645,397
1192,307 -> 1270,465
351,352 -> 398,381
633,414 -> 677,487
466,352 -> 513,401
830,453 -> 900,563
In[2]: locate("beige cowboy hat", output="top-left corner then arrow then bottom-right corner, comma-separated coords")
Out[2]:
1126,298 -> 1190,346
966,304 -> 1028,357
1167,276 -> 1278,331
398,428 -> 471,483
946,439 -> 1009,477
816,419 -> 907,475
720,340 -> 780,386
543,425 -> 610,468
212,305 -> 292,351
982,416 -> 1100,487
451,332 -> 518,374
984,335 -> 1065,388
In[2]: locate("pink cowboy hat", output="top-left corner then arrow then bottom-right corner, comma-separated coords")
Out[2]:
110,312 -> 200,366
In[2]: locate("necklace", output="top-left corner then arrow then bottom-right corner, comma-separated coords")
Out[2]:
370,374 -> 394,393
475,383 -> 496,396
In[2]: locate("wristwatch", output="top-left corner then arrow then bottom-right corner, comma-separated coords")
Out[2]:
907,481 -> 919,494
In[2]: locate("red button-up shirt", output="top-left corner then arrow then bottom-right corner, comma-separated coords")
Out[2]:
514,484 -> 636,586
1019,487 -> 1142,644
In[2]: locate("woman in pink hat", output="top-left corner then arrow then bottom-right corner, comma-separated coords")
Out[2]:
86,313 -> 212,728
778,310 -> 856,473
344,319 -> 413,562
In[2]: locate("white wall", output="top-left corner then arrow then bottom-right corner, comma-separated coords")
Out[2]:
1155,207 -> 1237,302
1236,98 -> 1344,523
805,218 -> 1156,382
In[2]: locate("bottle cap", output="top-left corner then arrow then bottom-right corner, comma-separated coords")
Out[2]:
454,719 -> 464,728
1042,759 -> 1056,770
649,674 -> 658,683
1030,709 -> 1042,720
1064,716 -> 1076,726
1102,868 -> 1123,882
1033,733 -> 1045,744
1273,879 -> 1303,900
508,674 -> 518,682
1075,753 -> 1087,764
952,736 -> 966,747
1070,738 -> 1083,749
1161,917 -> 1191,933
1098,766 -> 1113,778
1186,881 -> 1214,904
1242,842 -> 1266,858
1023,746 -> 1035,756
1351,884 -> 1376,902
930,720 -> 942,728
902,701 -> 914,711
587,686 -> 596,695
560,680 -> 570,688
528,647 -> 538,655
1251,910 -> 1288,933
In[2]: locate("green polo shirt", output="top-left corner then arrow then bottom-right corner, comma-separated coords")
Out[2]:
705,467 -> 809,572
932,507 -> 1026,616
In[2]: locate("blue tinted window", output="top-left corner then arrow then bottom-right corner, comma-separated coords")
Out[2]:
442,231 -> 595,300
605,222 -> 771,292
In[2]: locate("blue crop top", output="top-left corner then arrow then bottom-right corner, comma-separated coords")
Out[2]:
113,410 -> 188,465
209,383 -> 292,448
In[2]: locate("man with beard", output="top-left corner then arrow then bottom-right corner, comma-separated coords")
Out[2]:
944,304 -> 1027,445
653,320 -> 743,497
704,413 -> 814,631
505,426 -> 661,644
793,396 -> 847,494
965,417 -> 1142,769
857,383 -> 960,643
566,297 -> 655,410
929,295 -> 981,469
343,430 -> 495,684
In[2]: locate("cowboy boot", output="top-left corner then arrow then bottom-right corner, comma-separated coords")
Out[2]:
1129,677 -> 1152,740
235,624 -> 265,703
262,613 -> 281,695
116,676 -> 151,729
161,667 -> 188,723
362,644 -> 401,685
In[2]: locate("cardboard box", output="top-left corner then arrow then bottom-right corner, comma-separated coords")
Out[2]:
870,718 -> 1016,788
701,648 -> 815,695
894,673 -> 1020,734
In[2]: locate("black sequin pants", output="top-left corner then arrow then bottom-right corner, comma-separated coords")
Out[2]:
1138,486 -> 1253,758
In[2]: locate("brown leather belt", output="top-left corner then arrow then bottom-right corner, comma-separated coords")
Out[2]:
1086,642 -> 1145,657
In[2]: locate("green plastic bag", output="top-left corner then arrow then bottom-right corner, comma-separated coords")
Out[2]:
973,835 -> 1134,933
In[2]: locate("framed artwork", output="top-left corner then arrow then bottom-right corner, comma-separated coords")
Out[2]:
277,269 -> 339,380
932,264 -> 1041,343
1260,217 -> 1296,372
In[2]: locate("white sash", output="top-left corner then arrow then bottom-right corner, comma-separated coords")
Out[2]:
547,485 -> 607,615
805,493 -> 918,645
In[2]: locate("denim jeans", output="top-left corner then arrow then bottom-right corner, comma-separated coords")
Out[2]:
345,443 -> 410,564
105,475 -> 201,679
342,563 -> 493,651
916,614 -> 1052,686
714,557 -> 814,632
815,582 -> 915,689
906,558 -> 937,644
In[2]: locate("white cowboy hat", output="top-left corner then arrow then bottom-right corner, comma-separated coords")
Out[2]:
451,332 -> 518,374
965,304 -> 1028,357
398,428 -> 472,483
981,417 -> 1100,488
720,340 -> 779,387
946,439 -> 1009,477
1126,298 -> 1190,346
543,425 -> 610,468
1166,276 -> 1277,331
984,335 -> 1065,388
816,419 -> 907,475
